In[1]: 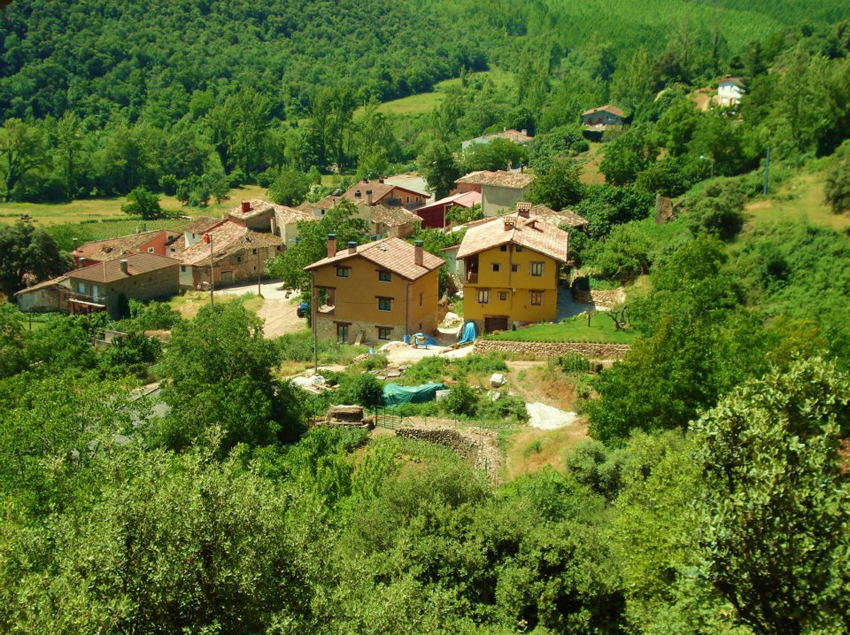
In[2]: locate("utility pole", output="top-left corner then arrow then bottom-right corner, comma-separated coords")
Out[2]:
763,146 -> 771,195
204,233 -> 215,308
311,272 -> 318,373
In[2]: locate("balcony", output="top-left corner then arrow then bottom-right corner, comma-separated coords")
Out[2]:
465,271 -> 478,284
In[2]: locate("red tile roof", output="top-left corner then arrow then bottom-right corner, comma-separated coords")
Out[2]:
304,236 -> 444,280
456,213 -> 570,263
455,170 -> 535,189
342,180 -> 426,204
72,230 -> 176,262
67,253 -> 179,284
176,220 -> 283,266
417,191 -> 482,214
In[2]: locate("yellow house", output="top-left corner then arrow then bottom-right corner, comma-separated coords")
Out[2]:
304,236 -> 444,345
457,210 -> 570,333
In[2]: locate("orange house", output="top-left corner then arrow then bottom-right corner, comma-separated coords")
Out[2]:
304,236 -> 444,345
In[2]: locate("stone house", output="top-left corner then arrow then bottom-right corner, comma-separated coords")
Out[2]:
65,253 -> 180,318
455,170 -> 535,217
14,275 -> 69,312
369,204 -> 422,238
343,179 -> 428,210
176,219 -> 284,289
304,235 -> 444,345
71,229 -> 182,268
581,105 -> 625,128
457,209 -> 570,333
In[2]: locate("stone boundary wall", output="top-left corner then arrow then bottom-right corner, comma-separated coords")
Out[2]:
571,288 -> 626,308
395,426 -> 500,480
474,338 -> 631,360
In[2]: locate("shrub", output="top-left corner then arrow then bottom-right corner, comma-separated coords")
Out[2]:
824,155 -> 850,214
480,392 -> 529,423
129,300 -> 182,331
687,181 -> 745,241
556,353 -> 591,374
360,354 -> 388,371
442,381 -> 479,418
336,373 -> 384,409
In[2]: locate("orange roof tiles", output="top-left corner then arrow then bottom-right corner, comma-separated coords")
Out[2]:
67,253 -> 179,284
456,213 -> 570,263
177,220 -> 282,266
304,236 -> 444,280
455,170 -> 535,189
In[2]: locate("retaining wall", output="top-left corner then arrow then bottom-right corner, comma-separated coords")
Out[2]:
474,338 -> 631,359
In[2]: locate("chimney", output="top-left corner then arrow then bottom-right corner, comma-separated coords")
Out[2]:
327,234 -> 337,258
347,241 -> 357,255
521,128 -> 528,136
504,216 -> 516,231
119,259 -> 129,275
72,238 -> 78,250
378,178 -> 384,184
414,240 -> 424,267
241,201 -> 250,214
517,201 -> 532,218
366,189 -> 373,205
354,189 -> 362,198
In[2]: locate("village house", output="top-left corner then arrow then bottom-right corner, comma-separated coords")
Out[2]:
343,179 -> 428,210
581,105 -> 626,128
515,201 -> 588,230
176,220 -> 283,289
181,216 -> 224,249
717,76 -> 745,106
455,170 -> 535,217
415,191 -> 482,229
227,199 -> 281,232
369,204 -> 421,238
461,128 -> 533,151
14,275 -> 69,313
65,253 -> 180,318
304,235 -> 444,345
71,229 -> 182,268
456,209 -> 570,333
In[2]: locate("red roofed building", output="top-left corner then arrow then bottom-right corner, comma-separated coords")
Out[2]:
342,179 -> 428,210
415,191 -> 482,229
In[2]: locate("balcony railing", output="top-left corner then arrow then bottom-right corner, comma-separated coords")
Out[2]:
465,272 -> 478,284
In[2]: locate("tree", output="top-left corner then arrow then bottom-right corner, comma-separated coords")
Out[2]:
54,112 -> 86,200
267,169 -> 311,207
121,187 -> 165,220
0,220 -> 66,296
692,358 -> 850,635
687,181 -> 745,241
0,303 -> 27,379
417,141 -> 461,199
599,126 -> 658,186
156,302 -> 302,452
583,223 -> 651,283
528,158 -> 584,210
0,118 -> 47,201
463,138 -> 526,173
825,154 -> 850,214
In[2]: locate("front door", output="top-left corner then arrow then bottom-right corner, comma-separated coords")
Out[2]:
221,270 -> 232,285
484,316 -> 509,333
337,323 -> 349,343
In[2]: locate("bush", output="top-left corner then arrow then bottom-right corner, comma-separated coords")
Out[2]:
336,373 -> 384,408
442,381 -> 479,418
687,181 -> 745,241
129,300 -> 182,331
360,354 -> 388,371
480,392 -> 529,423
556,353 -> 591,374
824,155 -> 850,214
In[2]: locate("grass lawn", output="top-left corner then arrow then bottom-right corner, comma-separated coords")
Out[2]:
578,142 -> 606,185
744,172 -> 850,232
485,313 -> 637,344
0,185 -> 267,227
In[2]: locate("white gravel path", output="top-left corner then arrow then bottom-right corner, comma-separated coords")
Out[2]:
525,402 -> 580,430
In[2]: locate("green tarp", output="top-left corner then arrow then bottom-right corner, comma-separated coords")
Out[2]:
382,382 -> 446,406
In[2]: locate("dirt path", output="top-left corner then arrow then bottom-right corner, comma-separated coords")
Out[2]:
257,299 -> 306,338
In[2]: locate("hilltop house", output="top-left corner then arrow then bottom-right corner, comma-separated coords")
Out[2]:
455,170 -> 535,217
65,253 -> 180,318
415,191 -> 482,229
717,76 -> 745,106
581,105 -> 625,128
461,128 -> 533,151
304,236 -> 444,345
456,208 -> 570,333
14,276 -> 69,313
343,179 -> 428,210
176,220 -> 283,289
71,230 -> 182,268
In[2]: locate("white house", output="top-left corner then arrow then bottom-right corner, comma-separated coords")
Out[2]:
717,76 -> 745,107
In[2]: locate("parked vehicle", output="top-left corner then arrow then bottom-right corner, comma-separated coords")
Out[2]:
296,302 -> 309,318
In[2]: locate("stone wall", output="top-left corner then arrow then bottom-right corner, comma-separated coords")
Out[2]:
396,428 -> 478,460
474,338 -> 631,359
315,315 -> 402,346
395,425 -> 500,477
571,287 -> 626,308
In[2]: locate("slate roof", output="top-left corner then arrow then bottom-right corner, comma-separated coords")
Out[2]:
177,221 -> 283,266
67,253 -> 179,284
455,213 -> 570,263
581,104 -> 625,118
304,236 -> 444,281
72,230 -> 175,262
455,170 -> 535,189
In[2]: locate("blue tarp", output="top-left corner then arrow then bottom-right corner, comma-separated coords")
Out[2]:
458,321 -> 477,345
383,382 -> 446,406
412,332 -> 437,347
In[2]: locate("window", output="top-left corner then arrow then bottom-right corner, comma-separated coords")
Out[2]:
336,266 -> 350,278
252,248 -> 257,255
78,282 -> 85,294
511,264 -> 519,273
500,245 -> 507,252
498,291 -> 508,301
477,289 -> 490,304
406,196 -> 410,204
491,263 -> 501,272
337,323 -> 349,343
181,266 -> 187,273
378,327 -> 392,340
236,256 -> 242,263
530,262 -> 544,276
419,292 -> 423,307
378,270 -> 391,282
378,297 -> 393,312
530,290 -> 544,306
515,245 -> 523,252
147,247 -> 154,253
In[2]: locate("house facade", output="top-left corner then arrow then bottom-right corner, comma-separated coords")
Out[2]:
176,220 -> 283,288
304,236 -> 444,345
717,76 -> 745,106
416,191 -> 482,229
581,105 -> 625,128
343,179 -> 428,210
65,254 -> 180,318
457,211 -> 570,333
455,171 -> 535,217
14,276 -> 69,312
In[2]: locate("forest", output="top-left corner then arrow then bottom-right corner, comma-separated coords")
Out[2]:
2,1 -> 850,634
